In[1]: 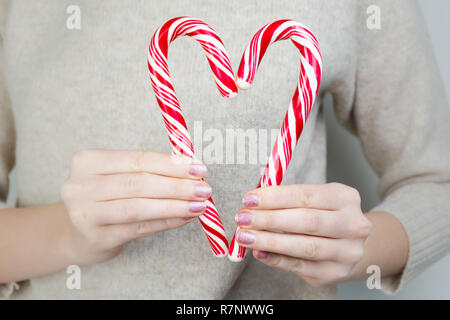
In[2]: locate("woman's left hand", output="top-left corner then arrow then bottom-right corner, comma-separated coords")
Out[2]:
235,183 -> 372,287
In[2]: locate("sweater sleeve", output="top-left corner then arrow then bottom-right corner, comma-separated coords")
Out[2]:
330,0 -> 450,294
0,0 -> 19,299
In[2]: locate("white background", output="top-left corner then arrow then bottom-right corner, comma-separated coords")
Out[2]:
6,0 -> 450,299
333,0 -> 450,300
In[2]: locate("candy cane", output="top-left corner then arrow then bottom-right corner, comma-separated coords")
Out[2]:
228,20 -> 323,262
148,17 -> 237,257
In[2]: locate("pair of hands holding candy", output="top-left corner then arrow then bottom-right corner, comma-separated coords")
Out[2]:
61,18 -> 369,286
61,149 -> 371,287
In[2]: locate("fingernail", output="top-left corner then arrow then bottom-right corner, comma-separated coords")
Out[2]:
237,231 -> 255,245
189,164 -> 207,177
183,216 -> 197,221
195,184 -> 212,198
189,201 -> 206,213
235,212 -> 252,226
256,251 -> 269,259
242,193 -> 259,207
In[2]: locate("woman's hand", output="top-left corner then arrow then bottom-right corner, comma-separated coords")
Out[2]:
234,183 -> 372,287
61,149 -> 211,266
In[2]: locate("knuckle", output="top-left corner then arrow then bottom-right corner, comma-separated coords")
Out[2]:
133,221 -> 152,236
123,174 -> 141,194
131,151 -> 147,171
70,150 -> 93,170
290,259 -> 305,273
136,221 -> 149,234
302,238 -> 317,259
342,185 -> 361,203
329,183 -> 361,203
297,185 -> 312,207
270,254 -> 284,269
360,217 -> 372,237
165,218 -> 182,230
352,216 -> 372,238
303,212 -> 321,234
123,201 -> 141,223
348,187 -> 361,204
259,187 -> 273,205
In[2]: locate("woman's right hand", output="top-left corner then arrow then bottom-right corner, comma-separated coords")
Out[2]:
61,149 -> 211,266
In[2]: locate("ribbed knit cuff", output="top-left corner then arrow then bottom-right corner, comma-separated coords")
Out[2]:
370,182 -> 450,295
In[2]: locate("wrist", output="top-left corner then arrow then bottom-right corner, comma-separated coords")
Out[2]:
55,202 -> 84,266
348,211 -> 409,281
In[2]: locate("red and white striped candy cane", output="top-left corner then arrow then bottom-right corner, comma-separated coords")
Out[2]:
148,17 -> 237,257
228,19 -> 323,262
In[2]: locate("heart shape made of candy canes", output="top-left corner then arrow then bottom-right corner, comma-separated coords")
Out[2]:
147,17 -> 322,261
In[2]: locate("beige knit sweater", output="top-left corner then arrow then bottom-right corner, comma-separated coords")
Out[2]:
1,0 -> 449,299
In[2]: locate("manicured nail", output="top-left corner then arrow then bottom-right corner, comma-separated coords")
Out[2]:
195,184 -> 212,198
242,193 -> 259,207
235,212 -> 252,226
189,163 -> 207,177
256,251 -> 269,259
183,216 -> 197,221
189,201 -> 206,213
237,231 -> 255,245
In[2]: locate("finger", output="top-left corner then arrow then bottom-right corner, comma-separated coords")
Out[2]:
103,217 -> 195,244
236,230 -> 341,261
252,250 -> 322,279
242,183 -> 360,210
91,198 -> 206,225
254,251 -> 354,285
235,208 -> 348,238
70,149 -> 207,179
87,173 -> 212,201
253,250 -> 348,284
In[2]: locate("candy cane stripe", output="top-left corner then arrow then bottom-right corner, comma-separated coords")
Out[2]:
229,20 -> 322,261
148,17 -> 238,257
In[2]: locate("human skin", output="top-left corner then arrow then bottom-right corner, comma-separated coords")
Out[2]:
0,150 -> 409,286
235,184 -> 409,286
0,150 -> 212,283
